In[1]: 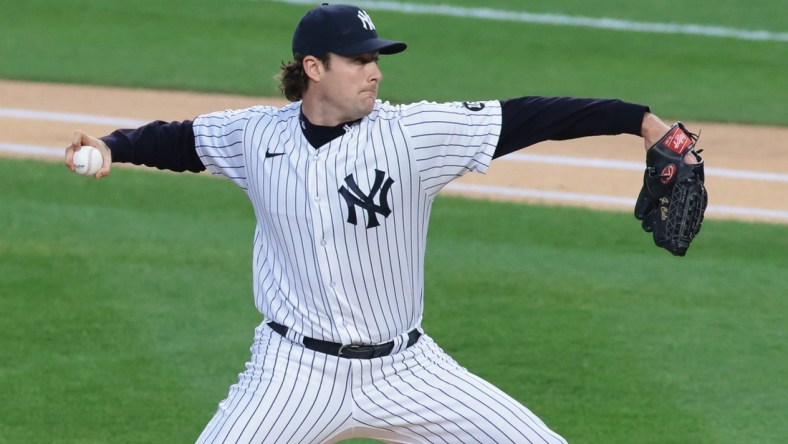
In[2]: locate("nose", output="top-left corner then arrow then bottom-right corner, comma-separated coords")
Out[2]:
369,61 -> 382,83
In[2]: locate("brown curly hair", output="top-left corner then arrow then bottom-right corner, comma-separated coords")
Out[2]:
278,54 -> 331,102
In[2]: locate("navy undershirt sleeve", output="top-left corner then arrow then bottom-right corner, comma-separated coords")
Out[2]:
100,120 -> 205,173
495,97 -> 650,159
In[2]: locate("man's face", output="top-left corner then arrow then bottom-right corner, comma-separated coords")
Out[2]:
312,52 -> 382,123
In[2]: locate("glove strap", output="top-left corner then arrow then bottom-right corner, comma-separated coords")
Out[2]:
658,122 -> 698,156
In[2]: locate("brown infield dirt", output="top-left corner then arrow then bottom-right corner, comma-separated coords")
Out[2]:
2,79 -> 786,224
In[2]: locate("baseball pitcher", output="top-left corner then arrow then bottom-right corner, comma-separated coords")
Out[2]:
65,4 -> 706,443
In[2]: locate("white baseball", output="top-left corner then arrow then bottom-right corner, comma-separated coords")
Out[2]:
72,146 -> 104,176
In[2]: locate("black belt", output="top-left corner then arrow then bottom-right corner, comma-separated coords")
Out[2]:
267,321 -> 421,359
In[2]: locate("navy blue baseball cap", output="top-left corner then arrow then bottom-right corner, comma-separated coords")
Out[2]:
292,3 -> 407,57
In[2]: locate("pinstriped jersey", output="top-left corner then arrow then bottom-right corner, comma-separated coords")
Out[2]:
193,99 -> 501,344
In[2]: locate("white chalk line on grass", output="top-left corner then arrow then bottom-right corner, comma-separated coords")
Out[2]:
3,140 -> 787,222
265,0 -> 788,43
507,153 -> 788,184
0,108 -> 148,128
444,183 -> 788,222
0,142 -> 62,157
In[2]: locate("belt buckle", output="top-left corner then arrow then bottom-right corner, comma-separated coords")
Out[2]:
338,343 -> 374,358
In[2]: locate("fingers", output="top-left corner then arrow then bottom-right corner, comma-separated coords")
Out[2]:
683,150 -> 700,165
94,143 -> 112,179
70,129 -> 87,148
65,130 -> 113,179
64,130 -> 86,172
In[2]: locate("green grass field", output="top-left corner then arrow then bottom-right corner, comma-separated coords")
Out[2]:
1,0 -> 786,443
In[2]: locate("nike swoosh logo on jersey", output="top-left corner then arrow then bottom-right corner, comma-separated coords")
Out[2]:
265,150 -> 286,158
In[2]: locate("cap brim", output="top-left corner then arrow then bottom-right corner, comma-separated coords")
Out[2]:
333,38 -> 407,56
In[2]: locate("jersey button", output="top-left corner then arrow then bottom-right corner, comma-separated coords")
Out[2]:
320,239 -> 327,246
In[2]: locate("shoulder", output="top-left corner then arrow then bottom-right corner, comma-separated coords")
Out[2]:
366,100 -> 400,121
195,102 -> 301,126
368,100 -> 446,118
370,101 -> 502,130
366,100 -> 476,121
376,100 -> 501,120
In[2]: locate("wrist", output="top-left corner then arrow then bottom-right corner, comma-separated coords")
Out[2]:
641,113 -> 670,150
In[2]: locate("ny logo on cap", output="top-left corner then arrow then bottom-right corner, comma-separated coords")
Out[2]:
357,10 -> 375,30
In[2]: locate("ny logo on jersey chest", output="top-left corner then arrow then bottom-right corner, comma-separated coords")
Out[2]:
338,170 -> 394,229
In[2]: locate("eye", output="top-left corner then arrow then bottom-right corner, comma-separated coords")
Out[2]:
353,53 -> 380,64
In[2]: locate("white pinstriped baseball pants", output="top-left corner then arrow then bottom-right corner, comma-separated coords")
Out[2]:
196,322 -> 567,444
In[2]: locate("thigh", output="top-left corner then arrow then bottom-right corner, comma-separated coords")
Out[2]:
353,336 -> 567,444
196,325 -> 354,444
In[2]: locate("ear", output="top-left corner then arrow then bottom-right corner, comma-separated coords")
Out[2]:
302,55 -> 324,82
